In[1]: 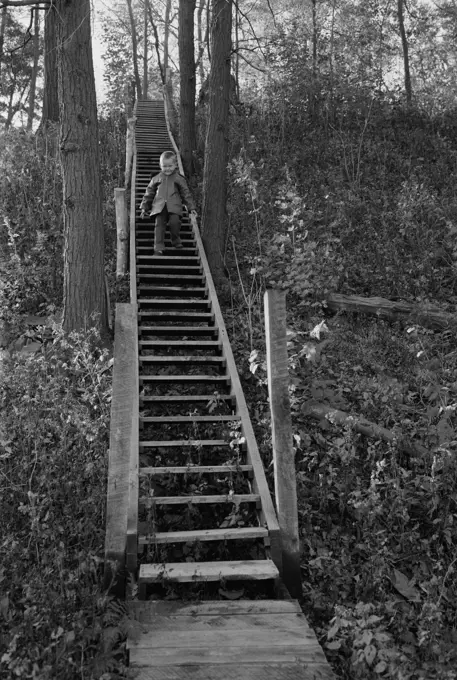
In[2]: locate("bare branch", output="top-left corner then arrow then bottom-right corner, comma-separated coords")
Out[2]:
0,1 -> 49,7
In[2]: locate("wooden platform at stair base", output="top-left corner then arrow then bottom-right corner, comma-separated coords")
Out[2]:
127,600 -> 335,679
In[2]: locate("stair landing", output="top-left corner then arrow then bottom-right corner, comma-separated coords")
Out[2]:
127,599 -> 335,679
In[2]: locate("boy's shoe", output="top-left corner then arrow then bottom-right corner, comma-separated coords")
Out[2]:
173,243 -> 183,249
153,249 -> 164,256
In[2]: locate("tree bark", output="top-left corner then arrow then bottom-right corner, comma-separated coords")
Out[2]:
142,0 -> 148,98
201,0 -> 232,288
26,5 -> 39,130
196,0 -> 207,85
56,0 -> 106,334
126,0 -> 142,100
41,3 -> 59,126
179,0 -> 196,177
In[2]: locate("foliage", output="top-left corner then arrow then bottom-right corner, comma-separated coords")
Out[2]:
0,323 -> 130,679
0,127 -> 63,342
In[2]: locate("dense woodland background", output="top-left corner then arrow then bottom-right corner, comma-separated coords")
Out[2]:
1,0 -> 457,678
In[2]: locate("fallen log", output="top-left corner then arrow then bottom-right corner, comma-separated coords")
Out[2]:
326,293 -> 457,331
301,401 -> 429,458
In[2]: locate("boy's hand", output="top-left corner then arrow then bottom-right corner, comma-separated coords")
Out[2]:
190,209 -> 197,217
139,210 -> 147,219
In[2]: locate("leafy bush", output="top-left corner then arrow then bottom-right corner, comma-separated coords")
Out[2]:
0,325 -> 128,679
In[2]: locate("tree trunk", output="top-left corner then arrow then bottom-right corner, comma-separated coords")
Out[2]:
201,0 -> 232,288
142,0 -> 148,99
41,4 -> 59,126
196,0 -> 207,85
126,0 -> 142,101
179,0 -> 196,177
397,0 -> 412,106
56,0 -> 107,334
326,293 -> 456,331
27,6 -> 39,131
0,6 -> 7,82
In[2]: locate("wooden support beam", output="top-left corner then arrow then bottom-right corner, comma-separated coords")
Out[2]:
264,289 -> 301,599
115,188 -> 129,278
104,303 -> 138,596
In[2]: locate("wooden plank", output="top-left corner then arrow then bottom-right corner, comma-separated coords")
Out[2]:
129,663 -> 335,680
140,395 -> 232,402
139,376 -> 230,383
191,216 -> 282,570
138,493 -> 260,506
138,526 -> 268,544
264,290 -> 301,598
104,304 -> 138,595
129,627 -> 313,649
129,645 -> 330,666
139,356 -> 224,364
139,440 -> 230,448
138,560 -> 278,583
115,188 -> 128,277
140,416 -> 239,423
129,600 -> 302,617
139,465 -> 252,475
128,613 -> 304,634
130,135 -> 137,305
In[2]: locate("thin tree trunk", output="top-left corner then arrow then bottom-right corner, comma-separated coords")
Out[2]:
397,0 -> 412,106
196,0 -> 206,85
201,0 -> 232,287
27,6 -> 39,130
142,0 -> 148,99
163,0 -> 177,134
56,0 -> 106,334
126,0 -> 142,100
41,3 -> 59,126
310,0 -> 318,118
0,6 -> 7,82
179,0 -> 196,177
146,0 -> 164,83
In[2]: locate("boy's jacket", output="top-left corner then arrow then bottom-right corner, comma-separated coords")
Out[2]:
139,171 -> 195,216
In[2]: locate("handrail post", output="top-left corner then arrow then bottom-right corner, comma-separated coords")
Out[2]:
264,289 -> 302,598
115,188 -> 128,278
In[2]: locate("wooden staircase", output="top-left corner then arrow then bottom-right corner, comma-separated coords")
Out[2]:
133,99 -> 282,594
106,99 -> 334,679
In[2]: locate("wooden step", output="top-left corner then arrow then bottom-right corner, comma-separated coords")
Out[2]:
140,394 -> 233,403
139,465 -> 252,474
138,325 -> 218,336
138,286 -> 206,297
138,493 -> 260,506
139,375 -> 229,384
138,299 -> 210,310
138,559 -> 278,583
139,355 -> 224,364
139,415 -> 240,423
138,526 -> 269,545
139,340 -> 220,348
139,440 -> 232,449
138,311 -> 213,322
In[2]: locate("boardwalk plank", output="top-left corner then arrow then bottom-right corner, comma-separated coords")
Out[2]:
129,600 -> 302,618
129,665 -> 334,680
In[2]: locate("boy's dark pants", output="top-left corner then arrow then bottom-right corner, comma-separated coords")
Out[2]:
154,206 -> 182,252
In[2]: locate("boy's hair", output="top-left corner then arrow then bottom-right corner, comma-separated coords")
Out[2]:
160,151 -> 176,165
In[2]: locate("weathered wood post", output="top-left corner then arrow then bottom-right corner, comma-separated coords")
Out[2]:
115,188 -> 128,278
264,289 -> 302,598
125,117 -> 135,192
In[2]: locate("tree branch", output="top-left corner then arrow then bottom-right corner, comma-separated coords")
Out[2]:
0,1 -> 49,7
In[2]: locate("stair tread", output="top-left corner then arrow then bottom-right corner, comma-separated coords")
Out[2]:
139,464 -> 252,474
138,526 -> 268,545
139,439 -> 231,448
139,493 -> 260,506
138,559 -> 278,583
139,375 -> 229,382
139,415 -> 240,422
139,356 -> 224,363
140,394 -> 232,402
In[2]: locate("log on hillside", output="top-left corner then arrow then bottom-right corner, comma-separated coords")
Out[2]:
326,294 -> 457,330
301,401 -> 429,458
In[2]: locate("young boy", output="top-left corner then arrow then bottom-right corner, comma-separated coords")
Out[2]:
139,151 -> 197,255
